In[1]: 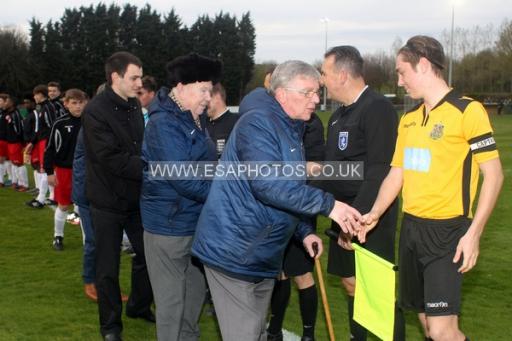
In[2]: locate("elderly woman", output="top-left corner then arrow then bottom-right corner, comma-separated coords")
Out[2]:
140,53 -> 222,341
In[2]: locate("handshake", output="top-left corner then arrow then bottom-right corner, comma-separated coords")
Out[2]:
327,201 -> 380,250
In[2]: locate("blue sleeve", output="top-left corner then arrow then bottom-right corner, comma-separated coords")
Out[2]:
144,115 -> 211,202
72,129 -> 88,205
294,216 -> 314,241
236,117 -> 334,217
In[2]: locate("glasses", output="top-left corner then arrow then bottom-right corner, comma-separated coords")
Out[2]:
284,87 -> 321,98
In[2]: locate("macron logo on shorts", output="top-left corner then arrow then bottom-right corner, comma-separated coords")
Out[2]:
426,301 -> 449,309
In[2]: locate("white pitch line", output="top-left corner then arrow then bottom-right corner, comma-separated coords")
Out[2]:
282,329 -> 301,341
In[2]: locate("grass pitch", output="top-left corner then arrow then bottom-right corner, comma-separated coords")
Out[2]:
0,114 -> 510,340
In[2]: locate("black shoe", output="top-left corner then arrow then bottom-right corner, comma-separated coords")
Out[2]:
52,236 -> 64,251
44,199 -> 58,206
301,337 -> 315,341
25,199 -> 45,209
126,310 -> 156,323
103,333 -> 122,341
267,331 -> 283,341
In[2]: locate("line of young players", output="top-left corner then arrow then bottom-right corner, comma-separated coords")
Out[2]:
1,79 -> 159,303
0,83 -> 85,250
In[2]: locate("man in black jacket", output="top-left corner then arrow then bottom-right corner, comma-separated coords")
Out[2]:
320,46 -> 404,341
206,83 -> 239,158
82,51 -> 153,341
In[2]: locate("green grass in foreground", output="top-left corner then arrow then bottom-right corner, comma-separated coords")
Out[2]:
0,114 -> 511,340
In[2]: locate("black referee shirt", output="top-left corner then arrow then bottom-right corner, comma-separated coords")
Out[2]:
206,109 -> 239,159
323,87 -> 398,212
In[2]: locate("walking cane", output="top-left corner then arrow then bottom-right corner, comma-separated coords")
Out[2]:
312,242 -> 336,341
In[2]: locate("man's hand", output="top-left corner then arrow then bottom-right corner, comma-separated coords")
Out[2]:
337,231 -> 354,250
24,143 -> 33,154
306,162 -> 323,177
357,211 -> 380,243
328,200 -> 362,235
453,229 -> 481,273
47,174 -> 57,187
303,234 -> 323,259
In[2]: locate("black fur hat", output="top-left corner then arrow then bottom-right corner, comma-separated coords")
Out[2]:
166,53 -> 222,88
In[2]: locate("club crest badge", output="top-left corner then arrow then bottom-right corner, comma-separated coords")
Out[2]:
430,123 -> 444,140
338,131 -> 349,151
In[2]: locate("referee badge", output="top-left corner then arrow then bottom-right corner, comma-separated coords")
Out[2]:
430,123 -> 444,140
338,131 -> 349,150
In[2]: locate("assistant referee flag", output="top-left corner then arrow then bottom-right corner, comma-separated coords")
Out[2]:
353,243 -> 396,341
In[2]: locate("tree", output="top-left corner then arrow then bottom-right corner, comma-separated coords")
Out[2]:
245,62 -> 277,93
135,4 -> 165,81
43,21 -> 66,85
363,51 -> 395,93
496,19 -> 512,92
187,12 -> 256,104
212,12 -> 240,104
189,15 -> 217,56
75,3 -> 121,94
162,9 -> 188,64
28,19 -> 45,85
18,6 -> 256,102
119,4 -> 138,52
0,27 -> 32,96
237,13 -> 256,100
60,8 -> 88,90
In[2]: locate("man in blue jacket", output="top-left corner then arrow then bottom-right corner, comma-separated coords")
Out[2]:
140,53 -> 221,341
192,60 -> 362,341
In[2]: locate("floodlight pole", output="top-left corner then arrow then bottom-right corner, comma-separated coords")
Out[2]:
448,5 -> 454,87
321,17 -> 329,111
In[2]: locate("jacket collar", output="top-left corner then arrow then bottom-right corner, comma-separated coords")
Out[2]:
105,85 -> 139,110
209,109 -> 230,122
151,87 -> 180,115
151,87 -> 207,129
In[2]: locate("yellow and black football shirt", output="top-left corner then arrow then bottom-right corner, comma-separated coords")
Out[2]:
391,90 -> 499,219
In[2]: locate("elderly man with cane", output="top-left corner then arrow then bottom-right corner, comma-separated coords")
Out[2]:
192,60 -> 362,341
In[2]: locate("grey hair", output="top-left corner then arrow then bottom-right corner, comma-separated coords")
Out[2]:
269,60 -> 320,95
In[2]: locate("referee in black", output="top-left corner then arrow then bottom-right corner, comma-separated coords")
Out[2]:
320,45 -> 405,341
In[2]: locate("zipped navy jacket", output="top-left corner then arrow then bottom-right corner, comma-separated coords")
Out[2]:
191,88 -> 335,279
140,87 -> 216,236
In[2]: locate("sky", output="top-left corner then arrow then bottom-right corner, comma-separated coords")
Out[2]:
1,0 -> 510,63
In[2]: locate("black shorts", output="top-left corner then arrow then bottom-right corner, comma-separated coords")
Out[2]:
327,200 -> 398,278
281,237 -> 314,277
281,219 -> 317,277
398,213 -> 471,316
